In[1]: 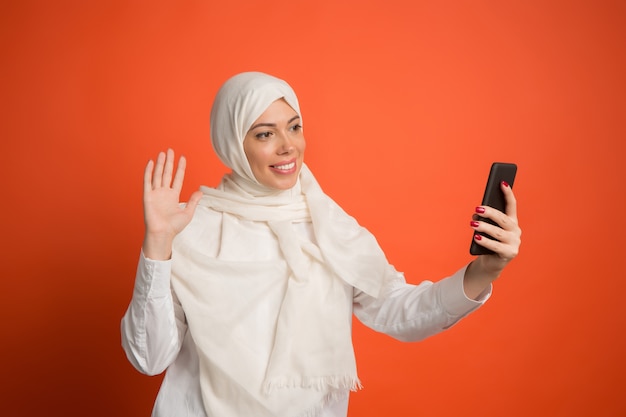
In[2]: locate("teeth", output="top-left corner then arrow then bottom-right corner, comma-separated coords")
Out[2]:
274,162 -> 295,170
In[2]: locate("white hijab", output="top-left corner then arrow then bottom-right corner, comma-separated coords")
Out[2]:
172,72 -> 392,416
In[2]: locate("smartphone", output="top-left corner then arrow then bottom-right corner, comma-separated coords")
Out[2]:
470,162 -> 517,256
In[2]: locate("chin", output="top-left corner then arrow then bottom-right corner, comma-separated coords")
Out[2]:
262,168 -> 301,190
272,178 -> 298,190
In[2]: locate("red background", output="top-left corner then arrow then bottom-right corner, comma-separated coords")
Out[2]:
2,1 -> 625,416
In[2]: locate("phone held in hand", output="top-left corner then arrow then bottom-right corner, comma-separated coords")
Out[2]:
470,162 -> 517,256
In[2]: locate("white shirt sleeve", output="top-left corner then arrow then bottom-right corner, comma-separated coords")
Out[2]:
353,264 -> 490,342
120,251 -> 187,375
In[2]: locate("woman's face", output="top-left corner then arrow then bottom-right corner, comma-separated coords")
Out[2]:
243,99 -> 306,190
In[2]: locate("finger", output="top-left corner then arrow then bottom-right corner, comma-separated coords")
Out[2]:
153,151 -> 166,188
144,159 -> 154,195
162,149 -> 176,188
472,233 -> 519,261
184,190 -> 203,214
474,217 -> 521,256
502,181 -> 518,220
476,204 -> 517,232
473,220 -> 509,243
471,233 -> 495,252
171,155 -> 187,192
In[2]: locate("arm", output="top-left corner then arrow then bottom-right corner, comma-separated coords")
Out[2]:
121,149 -> 202,374
353,265 -> 489,343
354,182 -> 519,341
120,252 -> 187,375
465,181 -> 522,299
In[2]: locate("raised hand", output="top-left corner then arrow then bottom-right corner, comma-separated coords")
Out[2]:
464,181 -> 522,299
142,149 -> 202,260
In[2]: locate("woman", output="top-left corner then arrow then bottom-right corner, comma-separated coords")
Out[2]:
121,72 -> 521,417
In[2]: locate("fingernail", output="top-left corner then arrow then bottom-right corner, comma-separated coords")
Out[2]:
470,221 -> 480,228
474,234 -> 482,241
502,181 -> 509,188
475,207 -> 485,214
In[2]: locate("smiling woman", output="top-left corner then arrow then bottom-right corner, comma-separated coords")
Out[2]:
243,99 -> 306,190
120,71 -> 521,417
2,1 -> 623,416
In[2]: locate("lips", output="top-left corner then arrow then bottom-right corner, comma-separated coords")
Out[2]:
272,162 -> 296,171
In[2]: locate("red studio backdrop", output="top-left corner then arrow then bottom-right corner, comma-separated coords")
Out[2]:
2,1 -> 625,416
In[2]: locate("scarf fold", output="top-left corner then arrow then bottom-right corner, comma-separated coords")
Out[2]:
171,166 -> 389,415
199,165 -> 388,297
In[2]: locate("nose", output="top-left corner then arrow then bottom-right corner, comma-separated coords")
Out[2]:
277,132 -> 294,154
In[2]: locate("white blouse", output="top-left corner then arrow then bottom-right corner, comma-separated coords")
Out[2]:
121,218 -> 489,417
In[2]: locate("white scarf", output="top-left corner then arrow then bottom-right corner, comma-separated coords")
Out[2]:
170,72 -> 391,416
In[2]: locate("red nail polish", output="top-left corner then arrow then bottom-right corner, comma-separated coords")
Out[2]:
474,234 -> 482,241
470,221 -> 480,227
475,207 -> 485,214
502,181 -> 509,188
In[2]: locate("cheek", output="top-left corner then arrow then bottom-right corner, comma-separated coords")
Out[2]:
243,139 -> 253,163
248,147 -> 273,169
247,151 -> 262,168
243,141 -> 262,167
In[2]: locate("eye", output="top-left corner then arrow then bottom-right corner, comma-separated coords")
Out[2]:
255,132 -> 272,139
289,124 -> 303,133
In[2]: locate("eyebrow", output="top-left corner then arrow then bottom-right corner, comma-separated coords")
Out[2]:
249,115 -> 301,131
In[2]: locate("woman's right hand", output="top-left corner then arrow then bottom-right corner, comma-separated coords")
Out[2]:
142,149 -> 202,260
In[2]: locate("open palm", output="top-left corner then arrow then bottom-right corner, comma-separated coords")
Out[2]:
142,149 -> 202,259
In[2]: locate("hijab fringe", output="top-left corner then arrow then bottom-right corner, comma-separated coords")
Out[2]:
268,380 -> 362,417
263,376 -> 362,395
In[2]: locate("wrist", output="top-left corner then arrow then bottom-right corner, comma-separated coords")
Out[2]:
463,258 -> 500,300
472,256 -> 504,280
142,231 -> 175,260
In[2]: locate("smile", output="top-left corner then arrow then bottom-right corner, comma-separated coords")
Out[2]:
272,162 -> 296,171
